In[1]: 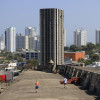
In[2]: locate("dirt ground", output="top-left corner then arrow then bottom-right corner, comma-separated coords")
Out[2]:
0,70 -> 97,100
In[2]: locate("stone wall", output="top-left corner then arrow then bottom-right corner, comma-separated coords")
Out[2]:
63,65 -> 100,95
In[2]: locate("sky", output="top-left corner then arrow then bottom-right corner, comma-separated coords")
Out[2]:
0,0 -> 100,46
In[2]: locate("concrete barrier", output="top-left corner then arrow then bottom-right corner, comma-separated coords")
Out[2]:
63,65 -> 100,95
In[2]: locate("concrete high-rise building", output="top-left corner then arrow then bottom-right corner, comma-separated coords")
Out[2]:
96,29 -> 100,44
24,35 -> 39,51
5,27 -> 16,52
16,33 -> 25,50
40,8 -> 64,66
25,27 -> 37,37
0,34 -> 5,50
25,36 -> 29,50
25,27 -> 40,51
16,33 -> 33,51
64,29 -> 66,47
29,36 -> 37,50
74,29 -> 87,47
37,35 -> 40,50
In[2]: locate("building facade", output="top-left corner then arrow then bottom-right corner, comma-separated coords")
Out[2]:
16,33 -> 37,51
64,29 -> 66,47
5,27 -> 16,52
25,27 -> 39,50
36,35 -> 40,50
0,34 -> 5,50
74,29 -> 87,46
96,29 -> 100,44
25,51 -> 40,62
29,36 -> 38,50
25,27 -> 37,37
16,33 -> 25,50
25,36 -> 29,50
64,51 -> 85,61
40,8 -> 64,66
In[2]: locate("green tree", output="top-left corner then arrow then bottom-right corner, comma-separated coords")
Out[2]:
64,46 -> 69,51
91,54 -> 99,62
84,60 -> 92,65
25,59 -> 39,69
70,45 -> 77,52
25,63 -> 33,69
87,43 -> 95,50
18,57 -> 23,62
0,60 -> 4,64
95,44 -> 100,48
75,46 -> 82,51
81,45 -> 87,51
6,54 -> 13,60
78,58 -> 84,63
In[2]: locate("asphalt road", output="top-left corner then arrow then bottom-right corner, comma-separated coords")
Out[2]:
0,70 -> 97,100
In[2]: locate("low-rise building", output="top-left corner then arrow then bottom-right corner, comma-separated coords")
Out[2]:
25,51 -> 40,62
86,62 -> 100,67
64,51 -> 85,61
8,63 -> 17,67
84,55 -> 89,60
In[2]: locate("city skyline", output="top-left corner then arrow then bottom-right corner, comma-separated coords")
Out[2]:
0,0 -> 100,46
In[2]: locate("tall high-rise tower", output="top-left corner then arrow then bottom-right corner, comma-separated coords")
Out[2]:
40,8 -> 64,66
74,29 -> 87,47
96,29 -> 100,44
25,27 -> 37,37
0,34 -> 5,50
16,33 -> 25,50
25,27 -> 39,50
64,29 -> 67,47
5,27 -> 16,52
